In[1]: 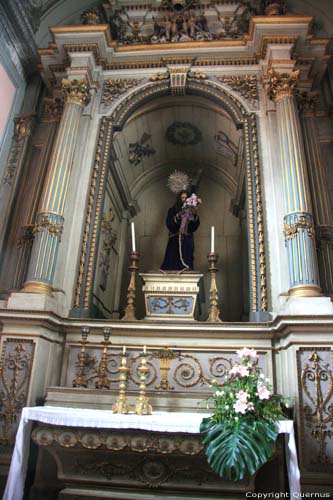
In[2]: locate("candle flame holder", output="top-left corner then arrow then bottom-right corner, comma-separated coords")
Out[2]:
96,328 -> 111,389
112,350 -> 130,414
72,327 -> 90,387
122,251 -> 140,321
207,252 -> 222,323
135,350 -> 152,415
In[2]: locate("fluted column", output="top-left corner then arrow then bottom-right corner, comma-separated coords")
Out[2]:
23,79 -> 90,295
298,92 -> 333,295
264,68 -> 321,297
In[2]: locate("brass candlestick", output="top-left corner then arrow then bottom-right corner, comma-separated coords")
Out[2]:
122,251 -> 140,321
72,326 -> 90,387
207,252 -> 222,323
112,348 -> 130,414
135,349 -> 152,415
96,328 -> 111,389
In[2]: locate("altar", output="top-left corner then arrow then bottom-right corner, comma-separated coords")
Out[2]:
4,406 -> 300,500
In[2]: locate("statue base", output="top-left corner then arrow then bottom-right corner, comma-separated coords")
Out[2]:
139,272 -> 203,321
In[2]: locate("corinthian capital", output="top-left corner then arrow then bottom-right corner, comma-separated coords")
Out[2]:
62,79 -> 91,107
263,68 -> 299,102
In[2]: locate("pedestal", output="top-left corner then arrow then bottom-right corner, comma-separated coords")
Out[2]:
140,272 -> 203,321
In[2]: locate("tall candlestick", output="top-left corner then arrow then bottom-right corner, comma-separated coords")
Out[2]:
143,345 -> 146,354
131,222 -> 136,252
122,345 -> 126,355
211,226 -> 215,253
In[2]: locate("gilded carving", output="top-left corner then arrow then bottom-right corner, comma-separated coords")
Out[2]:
154,348 -> 177,390
0,339 -> 35,445
74,118 -> 107,308
263,0 -> 286,16
217,75 -> 258,106
43,97 -> 64,122
33,215 -> 64,238
263,68 -> 299,102
299,350 -> 333,466
296,90 -> 319,114
99,210 -> 117,291
150,72 -> 170,82
81,9 -> 101,25
62,78 -> 91,107
2,114 -> 35,185
101,79 -> 142,108
283,216 -> 315,240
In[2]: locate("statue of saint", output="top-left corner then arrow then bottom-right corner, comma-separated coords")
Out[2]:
160,171 -> 201,273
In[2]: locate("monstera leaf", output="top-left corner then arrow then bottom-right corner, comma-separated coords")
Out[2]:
200,417 -> 278,481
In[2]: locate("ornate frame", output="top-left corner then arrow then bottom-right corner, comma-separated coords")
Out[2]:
73,79 -> 267,320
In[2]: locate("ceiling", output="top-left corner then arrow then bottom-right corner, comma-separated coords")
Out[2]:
112,95 -> 243,203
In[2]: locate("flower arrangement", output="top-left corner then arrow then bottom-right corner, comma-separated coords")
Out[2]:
200,348 -> 284,481
183,193 -> 202,209
179,193 -> 202,235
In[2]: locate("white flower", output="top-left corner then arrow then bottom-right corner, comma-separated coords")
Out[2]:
259,373 -> 265,379
225,405 -> 229,410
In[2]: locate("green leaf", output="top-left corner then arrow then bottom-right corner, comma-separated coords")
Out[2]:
200,418 -> 277,481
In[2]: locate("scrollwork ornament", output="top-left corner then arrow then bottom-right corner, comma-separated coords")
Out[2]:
173,354 -> 206,388
301,351 -> 333,464
81,9 -> 101,25
263,68 -> 299,102
62,79 -> 91,107
0,340 -> 35,445
209,356 -> 233,380
296,90 -> 319,114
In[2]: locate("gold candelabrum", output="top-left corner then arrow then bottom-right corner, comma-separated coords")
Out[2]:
122,251 -> 140,321
112,347 -> 130,414
135,349 -> 152,415
207,252 -> 222,323
72,326 -> 90,387
96,328 -> 111,389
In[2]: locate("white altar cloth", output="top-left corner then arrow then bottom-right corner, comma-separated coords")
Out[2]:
3,406 -> 300,500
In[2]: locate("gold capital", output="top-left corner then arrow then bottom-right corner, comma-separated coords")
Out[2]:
263,68 -> 299,102
62,78 -> 91,107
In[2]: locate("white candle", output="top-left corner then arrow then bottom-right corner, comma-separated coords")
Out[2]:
211,226 -> 215,253
131,221 -> 136,252
143,345 -> 146,354
122,346 -> 126,355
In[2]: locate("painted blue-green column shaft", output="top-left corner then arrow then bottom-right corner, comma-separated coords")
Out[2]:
300,97 -> 333,295
23,79 -> 90,294
265,69 -> 321,297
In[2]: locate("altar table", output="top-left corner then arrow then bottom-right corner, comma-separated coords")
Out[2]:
3,406 -> 300,500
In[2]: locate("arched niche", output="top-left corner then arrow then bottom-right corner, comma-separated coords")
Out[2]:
72,78 -> 268,322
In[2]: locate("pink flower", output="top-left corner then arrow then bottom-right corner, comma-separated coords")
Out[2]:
236,390 -> 250,403
236,348 -> 257,359
257,385 -> 271,400
247,402 -> 254,411
234,400 -> 248,414
230,364 -> 250,377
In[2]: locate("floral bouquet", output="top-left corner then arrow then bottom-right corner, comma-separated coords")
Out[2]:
200,348 -> 284,481
179,193 -> 202,234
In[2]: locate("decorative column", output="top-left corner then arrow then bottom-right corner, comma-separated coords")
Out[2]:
13,98 -> 64,291
298,92 -> 333,296
264,68 -> 321,296
23,79 -> 90,295
0,114 -> 36,250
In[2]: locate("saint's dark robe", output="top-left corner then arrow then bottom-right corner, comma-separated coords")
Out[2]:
160,207 -> 200,271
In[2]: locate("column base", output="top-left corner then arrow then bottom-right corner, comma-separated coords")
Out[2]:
288,285 -> 322,297
22,281 -> 53,296
278,295 -> 333,315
